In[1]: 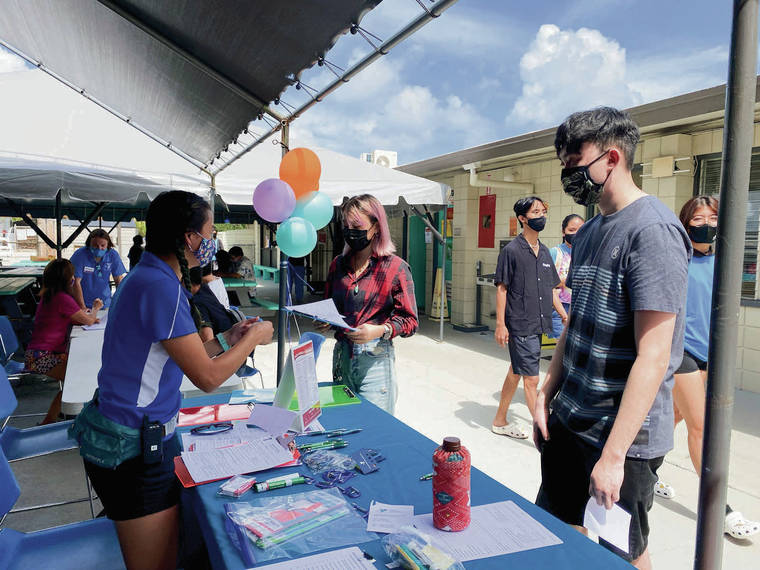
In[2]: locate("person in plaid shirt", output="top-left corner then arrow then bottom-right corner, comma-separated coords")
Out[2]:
321,194 -> 418,415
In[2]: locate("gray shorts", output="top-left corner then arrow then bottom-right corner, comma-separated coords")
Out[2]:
508,333 -> 541,376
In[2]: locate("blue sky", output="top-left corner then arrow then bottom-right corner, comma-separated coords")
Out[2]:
0,1 -> 747,172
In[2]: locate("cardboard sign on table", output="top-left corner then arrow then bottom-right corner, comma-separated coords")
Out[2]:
274,340 -> 321,432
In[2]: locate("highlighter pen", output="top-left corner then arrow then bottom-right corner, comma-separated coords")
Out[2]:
395,545 -> 422,570
419,472 -> 434,481
254,477 -> 306,492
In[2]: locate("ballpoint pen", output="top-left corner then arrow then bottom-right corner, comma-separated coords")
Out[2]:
298,440 -> 349,453
302,428 -> 363,437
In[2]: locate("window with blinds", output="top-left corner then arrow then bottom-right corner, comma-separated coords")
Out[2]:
697,152 -> 760,299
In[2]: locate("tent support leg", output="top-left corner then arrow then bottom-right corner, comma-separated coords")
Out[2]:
107,210 -> 131,235
695,1 -> 758,568
55,189 -> 62,259
61,203 -> 108,249
277,123 -> 290,385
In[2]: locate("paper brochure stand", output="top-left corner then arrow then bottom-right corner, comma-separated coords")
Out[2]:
274,340 -> 321,432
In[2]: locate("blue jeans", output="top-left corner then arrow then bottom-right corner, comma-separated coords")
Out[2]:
332,338 -> 397,415
549,302 -> 571,339
287,264 -> 306,304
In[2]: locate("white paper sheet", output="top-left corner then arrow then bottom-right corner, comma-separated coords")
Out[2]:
285,299 -> 357,331
247,403 -> 297,436
249,546 -> 375,569
82,313 -> 108,330
583,498 -> 631,554
181,421 -> 269,452
180,438 -> 293,482
412,501 -> 562,562
366,501 -> 415,534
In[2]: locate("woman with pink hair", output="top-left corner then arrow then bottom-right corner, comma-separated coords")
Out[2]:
321,194 -> 418,415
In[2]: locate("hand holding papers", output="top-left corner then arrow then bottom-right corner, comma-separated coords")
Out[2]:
583,498 -> 631,554
285,299 -> 357,331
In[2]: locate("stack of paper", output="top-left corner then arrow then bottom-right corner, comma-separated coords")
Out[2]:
180,438 -> 293,482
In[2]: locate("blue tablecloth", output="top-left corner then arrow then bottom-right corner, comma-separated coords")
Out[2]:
181,393 -> 629,569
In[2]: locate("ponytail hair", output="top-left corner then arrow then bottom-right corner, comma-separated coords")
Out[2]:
145,191 -> 212,329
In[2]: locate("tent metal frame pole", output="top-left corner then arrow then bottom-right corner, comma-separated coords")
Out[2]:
277,124 -> 290,385
211,0 -> 461,175
96,0 -> 283,124
695,1 -> 758,568
2,197 -> 57,251
106,210 -> 131,235
62,203 -> 109,249
55,189 -> 62,259
439,209 -> 447,342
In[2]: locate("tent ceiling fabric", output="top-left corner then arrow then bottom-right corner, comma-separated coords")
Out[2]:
0,0 -> 381,167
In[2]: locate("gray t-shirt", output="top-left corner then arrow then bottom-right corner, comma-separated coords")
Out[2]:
552,195 -> 691,459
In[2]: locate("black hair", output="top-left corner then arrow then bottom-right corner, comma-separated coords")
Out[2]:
145,190 -> 212,329
513,196 -> 547,228
561,214 -> 585,232
201,264 -> 213,277
85,228 -> 114,249
554,106 -> 640,170
132,235 -> 144,245
215,249 -> 233,273
41,258 -> 75,305
229,246 -> 244,257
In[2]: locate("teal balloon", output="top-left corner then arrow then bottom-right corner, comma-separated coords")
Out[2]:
276,216 -> 317,258
291,191 -> 334,230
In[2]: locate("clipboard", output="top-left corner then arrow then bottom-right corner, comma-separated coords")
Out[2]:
288,385 -> 361,410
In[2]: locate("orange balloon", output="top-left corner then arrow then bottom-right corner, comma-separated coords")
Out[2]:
279,148 -> 321,199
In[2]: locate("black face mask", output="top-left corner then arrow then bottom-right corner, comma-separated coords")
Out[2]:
560,150 -> 610,206
688,224 -> 717,244
343,228 -> 372,251
564,233 -> 575,245
526,216 -> 546,232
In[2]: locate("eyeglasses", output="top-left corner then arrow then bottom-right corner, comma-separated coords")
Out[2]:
691,215 -> 718,225
190,421 -> 233,435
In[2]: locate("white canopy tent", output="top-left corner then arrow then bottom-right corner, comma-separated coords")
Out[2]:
215,144 -> 450,207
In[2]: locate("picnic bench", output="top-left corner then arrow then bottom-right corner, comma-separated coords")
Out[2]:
253,264 -> 279,282
0,277 -> 37,342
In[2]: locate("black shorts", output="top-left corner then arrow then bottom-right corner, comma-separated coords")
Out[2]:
507,333 -> 541,376
675,350 -> 707,374
84,435 -> 181,521
535,415 -> 663,561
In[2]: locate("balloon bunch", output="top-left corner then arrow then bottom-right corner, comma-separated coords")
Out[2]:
252,148 -> 333,258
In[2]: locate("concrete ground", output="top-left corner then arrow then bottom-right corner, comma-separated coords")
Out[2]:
5,279 -> 759,569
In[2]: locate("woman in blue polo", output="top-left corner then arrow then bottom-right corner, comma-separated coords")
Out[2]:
71,191 -> 273,570
70,229 -> 127,310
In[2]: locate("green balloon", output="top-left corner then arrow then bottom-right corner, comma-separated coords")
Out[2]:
291,191 -> 334,230
276,217 -> 317,258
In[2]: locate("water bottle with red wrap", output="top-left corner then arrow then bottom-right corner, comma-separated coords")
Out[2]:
432,436 -> 471,531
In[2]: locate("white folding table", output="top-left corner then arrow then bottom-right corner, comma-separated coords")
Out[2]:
61,326 -> 242,415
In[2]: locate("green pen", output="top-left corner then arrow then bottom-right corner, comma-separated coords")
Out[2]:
298,439 -> 348,452
254,477 -> 306,492
419,472 -> 434,481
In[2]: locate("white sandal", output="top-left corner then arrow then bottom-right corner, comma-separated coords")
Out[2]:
725,511 -> 760,539
654,480 -> 676,499
491,422 -> 529,439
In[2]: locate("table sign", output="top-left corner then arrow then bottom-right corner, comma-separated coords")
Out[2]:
274,340 -> 321,432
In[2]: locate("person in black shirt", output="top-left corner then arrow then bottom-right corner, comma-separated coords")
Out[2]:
189,266 -> 235,342
127,235 -> 144,270
491,196 -> 563,439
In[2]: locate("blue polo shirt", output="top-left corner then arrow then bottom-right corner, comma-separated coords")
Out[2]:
96,251 -> 197,429
71,247 -> 126,308
683,252 -> 715,362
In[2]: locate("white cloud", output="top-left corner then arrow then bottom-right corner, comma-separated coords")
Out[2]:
507,24 -> 730,132
0,48 -> 27,74
507,25 -> 640,129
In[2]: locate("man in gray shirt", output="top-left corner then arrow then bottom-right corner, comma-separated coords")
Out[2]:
533,107 -> 690,569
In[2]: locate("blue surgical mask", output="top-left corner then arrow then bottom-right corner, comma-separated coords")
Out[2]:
89,247 -> 106,259
191,232 -> 217,266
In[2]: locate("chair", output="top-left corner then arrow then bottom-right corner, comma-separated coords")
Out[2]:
0,447 -> 125,570
0,368 -> 94,517
0,316 -> 26,376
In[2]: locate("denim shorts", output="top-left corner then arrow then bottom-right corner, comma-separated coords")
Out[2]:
84,434 -> 181,521
535,415 -> 663,561
332,338 -> 397,415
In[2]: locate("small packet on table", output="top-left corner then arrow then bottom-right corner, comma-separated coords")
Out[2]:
302,449 -> 356,474
218,475 -> 256,498
383,526 -> 464,570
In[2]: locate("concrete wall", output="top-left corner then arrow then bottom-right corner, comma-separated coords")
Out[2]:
419,120 -> 760,393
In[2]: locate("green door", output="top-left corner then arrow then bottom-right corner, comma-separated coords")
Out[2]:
408,215 -> 426,311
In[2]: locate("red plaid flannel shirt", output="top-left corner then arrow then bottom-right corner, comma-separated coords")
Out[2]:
324,253 -> 418,343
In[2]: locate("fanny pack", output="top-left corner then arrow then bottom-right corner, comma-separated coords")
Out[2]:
68,390 -> 141,469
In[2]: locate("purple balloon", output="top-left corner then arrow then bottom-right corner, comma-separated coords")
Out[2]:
252,178 -> 296,222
